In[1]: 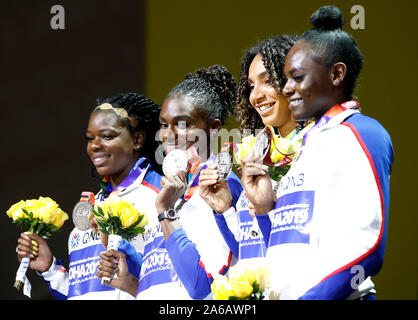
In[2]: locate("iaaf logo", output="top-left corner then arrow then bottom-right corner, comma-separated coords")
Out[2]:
237,192 -> 249,211
71,233 -> 80,249
70,231 -> 100,249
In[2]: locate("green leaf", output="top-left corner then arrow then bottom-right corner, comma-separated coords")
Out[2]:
131,227 -> 145,234
134,215 -> 144,226
92,208 -> 104,219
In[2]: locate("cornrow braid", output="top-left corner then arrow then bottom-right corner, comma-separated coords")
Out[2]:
94,93 -> 162,173
236,35 -> 299,135
167,64 -> 237,125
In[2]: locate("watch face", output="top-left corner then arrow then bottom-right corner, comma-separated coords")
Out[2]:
215,151 -> 232,181
162,149 -> 188,177
166,208 -> 178,220
72,201 -> 93,231
253,129 -> 270,159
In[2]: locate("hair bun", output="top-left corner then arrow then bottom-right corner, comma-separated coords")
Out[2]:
310,5 -> 345,30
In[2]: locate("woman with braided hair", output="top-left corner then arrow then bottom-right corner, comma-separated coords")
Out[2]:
97,65 -> 243,299
16,93 -> 163,299
242,6 -> 393,299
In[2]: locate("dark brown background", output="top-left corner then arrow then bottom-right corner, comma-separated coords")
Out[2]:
0,0 -> 146,299
0,0 -> 416,300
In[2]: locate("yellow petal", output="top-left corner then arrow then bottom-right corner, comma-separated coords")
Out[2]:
138,213 -> 148,228
228,266 -> 254,298
7,200 -> 27,220
51,209 -> 69,229
211,276 -> 235,300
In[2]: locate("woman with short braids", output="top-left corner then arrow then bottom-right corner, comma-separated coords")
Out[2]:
93,93 -> 163,176
241,6 -> 394,299
98,65 -> 243,299
16,93 -> 163,299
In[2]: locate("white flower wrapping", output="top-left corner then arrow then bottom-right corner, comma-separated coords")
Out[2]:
101,234 -> 123,285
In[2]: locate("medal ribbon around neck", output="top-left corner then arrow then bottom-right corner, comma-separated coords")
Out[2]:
301,100 -> 359,148
100,157 -> 150,201
261,126 -> 296,167
182,148 -> 209,201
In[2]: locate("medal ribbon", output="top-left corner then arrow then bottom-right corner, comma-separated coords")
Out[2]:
301,101 -> 359,147
262,125 -> 296,167
100,157 -> 150,201
182,154 -> 215,201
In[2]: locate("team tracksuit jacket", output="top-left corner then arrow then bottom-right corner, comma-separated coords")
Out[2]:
255,104 -> 393,299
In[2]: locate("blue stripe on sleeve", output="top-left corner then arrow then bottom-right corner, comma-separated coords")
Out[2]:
213,212 -> 239,259
118,240 -> 142,279
227,172 -> 243,208
165,228 -> 212,299
344,113 -> 393,276
255,213 -> 271,248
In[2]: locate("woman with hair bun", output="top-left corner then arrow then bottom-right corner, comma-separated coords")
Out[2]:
97,65 -> 243,300
241,6 -> 394,299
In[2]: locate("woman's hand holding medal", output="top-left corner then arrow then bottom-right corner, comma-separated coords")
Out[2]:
199,164 -> 233,214
157,149 -> 190,213
156,171 -> 188,213
240,153 -> 275,215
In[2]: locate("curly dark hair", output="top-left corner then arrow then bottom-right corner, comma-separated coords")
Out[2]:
165,64 -> 237,125
236,35 -> 299,135
300,5 -> 363,100
94,92 -> 162,173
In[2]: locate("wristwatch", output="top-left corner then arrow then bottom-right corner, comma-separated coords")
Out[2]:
158,208 -> 179,222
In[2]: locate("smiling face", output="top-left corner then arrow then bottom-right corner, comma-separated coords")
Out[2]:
248,54 -> 294,136
158,96 -> 218,156
283,41 -> 338,121
86,109 -> 142,186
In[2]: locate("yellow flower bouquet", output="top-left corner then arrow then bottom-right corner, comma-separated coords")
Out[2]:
92,197 -> 148,285
6,196 -> 69,291
211,263 -> 270,300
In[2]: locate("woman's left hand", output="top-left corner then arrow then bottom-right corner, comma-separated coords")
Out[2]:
241,154 -> 275,215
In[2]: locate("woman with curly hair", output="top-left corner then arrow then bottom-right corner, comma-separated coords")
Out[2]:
199,36 -> 314,266
236,35 -> 300,137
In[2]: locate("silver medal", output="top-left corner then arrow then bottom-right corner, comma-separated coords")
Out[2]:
162,149 -> 188,177
252,130 -> 270,158
72,201 -> 93,231
215,151 -> 232,181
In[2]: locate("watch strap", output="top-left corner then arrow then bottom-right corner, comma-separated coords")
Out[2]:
158,208 -> 178,222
